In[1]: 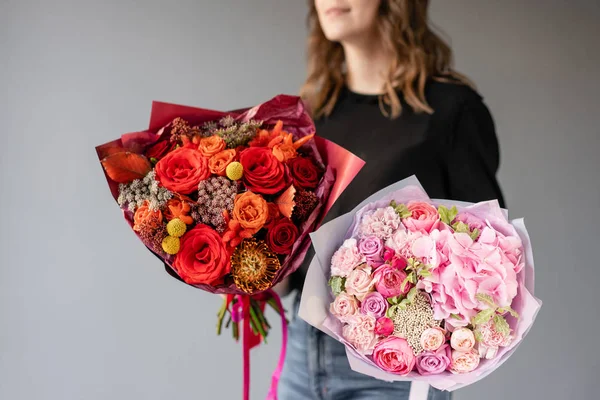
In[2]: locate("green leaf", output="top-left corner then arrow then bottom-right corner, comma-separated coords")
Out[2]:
410,272 -> 418,284
387,305 -> 399,318
401,274 -> 412,293
453,221 -> 470,234
438,205 -> 458,225
493,315 -> 511,336
474,329 -> 484,342
387,296 -> 402,305
450,313 -> 462,320
419,270 -> 432,278
407,287 -> 418,303
328,276 -> 346,296
498,306 -> 520,319
398,299 -> 410,310
471,308 -> 495,326
150,157 -> 158,165
470,228 -> 481,241
475,293 -> 498,309
390,200 -> 411,218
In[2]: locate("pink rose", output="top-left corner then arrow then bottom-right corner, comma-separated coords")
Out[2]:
345,264 -> 375,301
342,315 -> 377,355
330,292 -> 359,323
358,206 -> 402,241
450,328 -> 476,352
402,201 -> 440,233
375,317 -> 394,336
360,292 -> 389,319
420,327 -> 446,352
449,349 -> 480,374
372,336 -> 416,376
358,236 -> 384,265
331,238 -> 366,278
416,344 -> 451,375
374,265 -> 409,298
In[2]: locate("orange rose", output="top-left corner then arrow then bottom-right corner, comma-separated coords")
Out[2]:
198,135 -> 226,158
133,201 -> 163,231
209,149 -> 236,176
272,143 -> 297,162
233,191 -> 268,234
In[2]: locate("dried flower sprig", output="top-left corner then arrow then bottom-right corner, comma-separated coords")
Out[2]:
117,171 -> 173,212
199,116 -> 263,148
192,176 -> 239,232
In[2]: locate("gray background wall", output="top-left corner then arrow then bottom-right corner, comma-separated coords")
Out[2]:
1,1 -> 598,399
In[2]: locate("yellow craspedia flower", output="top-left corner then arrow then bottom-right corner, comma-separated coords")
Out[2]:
166,218 -> 186,238
162,236 -> 180,255
226,161 -> 244,181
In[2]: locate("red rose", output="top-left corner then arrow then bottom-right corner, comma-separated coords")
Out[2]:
288,156 -> 321,190
240,147 -> 289,195
173,224 -> 231,285
155,147 -> 209,194
145,140 -> 176,161
266,218 -> 299,255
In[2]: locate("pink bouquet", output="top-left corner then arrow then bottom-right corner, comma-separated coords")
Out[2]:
299,176 -> 541,391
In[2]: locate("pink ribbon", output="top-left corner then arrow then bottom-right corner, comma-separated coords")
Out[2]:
235,290 -> 288,400
241,297 -> 251,400
265,290 -> 287,400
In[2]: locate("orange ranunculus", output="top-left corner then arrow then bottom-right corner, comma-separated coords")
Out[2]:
198,135 -> 226,158
272,143 -> 297,162
209,149 -> 237,176
154,147 -> 210,194
232,191 -> 269,234
133,201 -> 163,231
164,198 -> 194,225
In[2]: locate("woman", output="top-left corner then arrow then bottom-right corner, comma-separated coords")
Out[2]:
278,1 -> 505,399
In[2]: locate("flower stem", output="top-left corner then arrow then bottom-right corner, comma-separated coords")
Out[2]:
232,321 -> 239,341
249,303 -> 268,342
216,297 -> 228,335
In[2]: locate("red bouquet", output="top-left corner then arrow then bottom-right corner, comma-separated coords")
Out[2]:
95,95 -> 363,399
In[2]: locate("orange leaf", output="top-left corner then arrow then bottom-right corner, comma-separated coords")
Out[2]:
101,152 -> 152,183
274,185 -> 296,219
96,143 -> 126,159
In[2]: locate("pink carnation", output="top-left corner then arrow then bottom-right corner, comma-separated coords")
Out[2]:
342,314 -> 377,355
331,238 -> 365,278
358,206 -> 402,241
475,318 -> 513,359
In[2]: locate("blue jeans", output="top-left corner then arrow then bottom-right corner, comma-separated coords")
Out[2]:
278,295 -> 452,400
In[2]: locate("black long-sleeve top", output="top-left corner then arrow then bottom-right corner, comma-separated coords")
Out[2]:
289,79 -> 506,292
